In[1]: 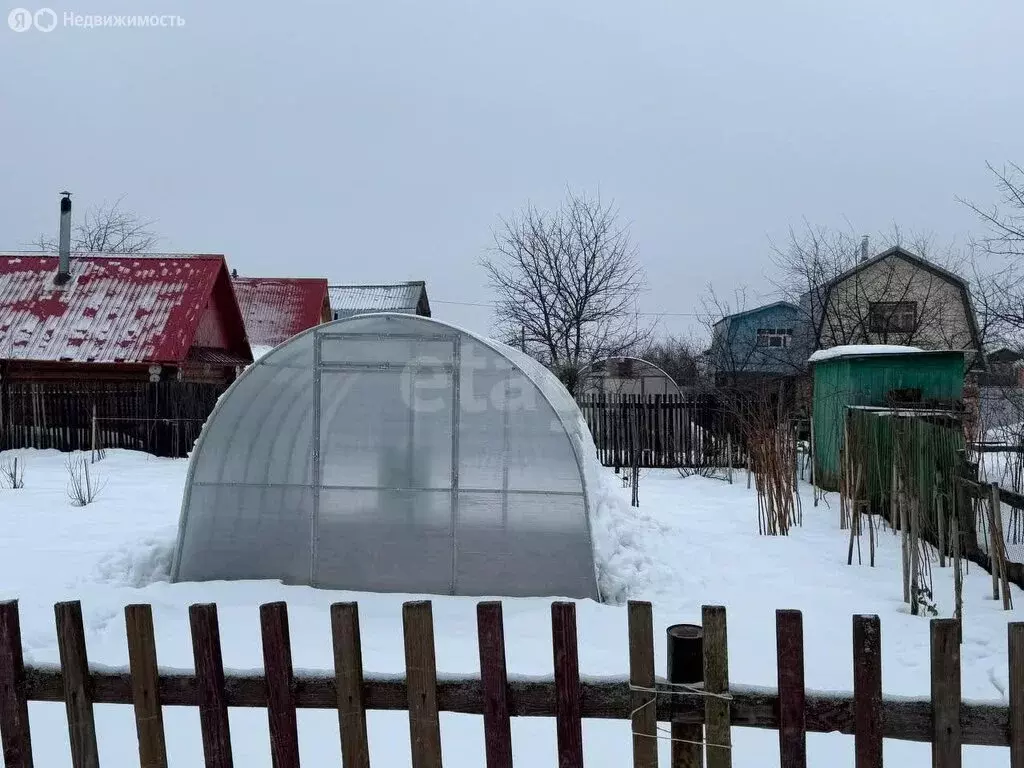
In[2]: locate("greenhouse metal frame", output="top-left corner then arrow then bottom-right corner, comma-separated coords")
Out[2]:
170,313 -> 602,600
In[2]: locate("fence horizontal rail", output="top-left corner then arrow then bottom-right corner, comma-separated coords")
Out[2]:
8,666 -> 1014,746
962,476 -> 1024,512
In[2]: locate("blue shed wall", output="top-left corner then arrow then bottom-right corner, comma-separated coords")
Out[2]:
713,304 -> 807,375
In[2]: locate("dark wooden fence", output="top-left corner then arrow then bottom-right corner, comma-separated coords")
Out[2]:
1,598 -> 1021,768
0,381 -> 224,458
577,394 -> 744,469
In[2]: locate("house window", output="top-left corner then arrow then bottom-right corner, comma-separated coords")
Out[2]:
756,328 -> 793,348
869,301 -> 917,333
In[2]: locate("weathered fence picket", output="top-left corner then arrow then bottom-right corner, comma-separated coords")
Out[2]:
0,600 -> 33,768
477,602 -> 514,768
852,615 -> 882,768
54,601 -> 99,768
124,604 -> 168,768
775,609 -> 807,768
403,601 -> 442,768
1,599 -> 1022,766
189,603 -> 233,768
332,602 -> 370,768
260,602 -> 300,768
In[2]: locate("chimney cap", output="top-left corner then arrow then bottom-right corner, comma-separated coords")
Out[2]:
60,190 -> 72,197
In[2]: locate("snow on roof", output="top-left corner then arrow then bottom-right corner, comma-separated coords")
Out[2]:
231,277 -> 328,347
0,253 -> 225,364
328,282 -> 427,317
808,344 -> 922,363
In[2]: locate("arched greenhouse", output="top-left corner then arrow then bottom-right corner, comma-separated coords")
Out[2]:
170,313 -> 602,600
578,356 -> 681,397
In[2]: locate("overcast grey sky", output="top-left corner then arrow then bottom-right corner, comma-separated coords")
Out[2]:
2,1 -> 1022,340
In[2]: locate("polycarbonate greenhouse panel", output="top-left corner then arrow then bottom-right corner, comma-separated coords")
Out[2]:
170,313 -> 601,600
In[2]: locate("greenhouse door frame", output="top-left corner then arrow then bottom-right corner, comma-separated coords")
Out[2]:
309,330 -> 462,592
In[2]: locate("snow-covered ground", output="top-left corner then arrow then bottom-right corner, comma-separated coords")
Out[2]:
0,450 -> 1018,766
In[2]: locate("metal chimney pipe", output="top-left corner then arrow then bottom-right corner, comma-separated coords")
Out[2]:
56,191 -> 72,284
860,234 -> 869,263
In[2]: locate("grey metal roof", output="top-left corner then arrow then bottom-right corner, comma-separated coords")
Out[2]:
327,281 -> 428,318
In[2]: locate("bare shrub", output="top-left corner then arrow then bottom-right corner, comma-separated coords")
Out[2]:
66,455 -> 105,506
0,456 -> 24,489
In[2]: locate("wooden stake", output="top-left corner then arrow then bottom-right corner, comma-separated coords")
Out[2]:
989,484 -> 1002,602
991,484 -> 1013,610
937,490 -> 947,569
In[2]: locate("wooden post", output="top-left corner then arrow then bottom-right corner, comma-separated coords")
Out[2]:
1008,623 -> 1024,768
627,601 -> 657,768
726,433 -> 733,484
54,601 -> 99,768
0,600 -> 33,768
260,602 -> 300,768
477,602 -> 513,768
403,601 -> 442,768
852,615 -> 882,768
125,604 -> 168,768
552,602 -> 584,768
991,484 -> 1013,610
702,606 -> 731,768
952,500 -> 964,645
897,464 -> 911,605
989,483 -> 1002,602
775,610 -> 806,768
331,603 -> 370,768
189,603 -> 234,768
910,494 -> 921,616
90,405 -> 97,463
810,413 -> 818,507
931,619 -> 962,768
667,621 -> 703,768
937,490 -> 947,569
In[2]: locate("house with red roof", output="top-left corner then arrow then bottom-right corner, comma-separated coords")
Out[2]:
0,253 -> 252,384
230,275 -> 331,354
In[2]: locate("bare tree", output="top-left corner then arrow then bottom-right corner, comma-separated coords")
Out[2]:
484,190 -> 650,392
962,162 -> 1024,259
637,335 -> 700,387
961,163 -> 1024,342
33,196 -> 159,253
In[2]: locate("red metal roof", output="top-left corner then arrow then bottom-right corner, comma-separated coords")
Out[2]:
231,277 -> 328,347
0,254 -> 232,364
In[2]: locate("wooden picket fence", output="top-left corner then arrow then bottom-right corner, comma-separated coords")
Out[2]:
1,599 -> 1023,768
0,381 -> 224,458
577,394 -> 744,469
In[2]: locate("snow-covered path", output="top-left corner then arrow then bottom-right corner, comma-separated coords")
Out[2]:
0,450 -> 1017,766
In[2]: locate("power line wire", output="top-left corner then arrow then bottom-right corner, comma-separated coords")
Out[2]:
431,298 -> 704,318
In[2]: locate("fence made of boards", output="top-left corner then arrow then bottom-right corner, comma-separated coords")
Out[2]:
577,394 -> 744,469
0,381 -> 225,458
2,600 -> 1024,767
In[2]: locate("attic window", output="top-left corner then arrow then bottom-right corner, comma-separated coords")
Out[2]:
756,328 -> 793,348
869,301 -> 917,334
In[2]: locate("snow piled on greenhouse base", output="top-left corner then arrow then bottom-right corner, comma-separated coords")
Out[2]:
0,449 -> 1019,766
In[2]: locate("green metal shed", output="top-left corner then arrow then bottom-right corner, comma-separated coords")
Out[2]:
811,347 -> 965,491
